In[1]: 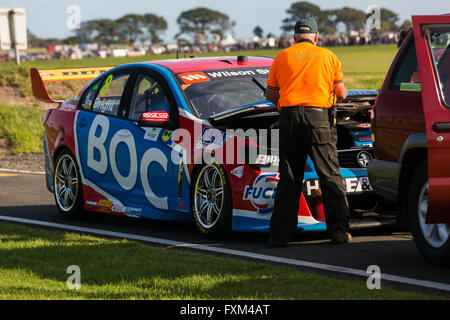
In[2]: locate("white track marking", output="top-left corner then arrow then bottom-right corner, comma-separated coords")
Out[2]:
1,214 -> 450,293
0,168 -> 45,175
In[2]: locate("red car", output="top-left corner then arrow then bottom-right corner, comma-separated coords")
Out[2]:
369,15 -> 450,266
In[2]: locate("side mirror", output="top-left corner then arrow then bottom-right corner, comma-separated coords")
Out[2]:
138,111 -> 171,128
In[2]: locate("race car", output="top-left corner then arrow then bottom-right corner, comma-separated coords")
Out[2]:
31,56 -> 379,238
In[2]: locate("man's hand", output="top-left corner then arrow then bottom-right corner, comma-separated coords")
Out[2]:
265,86 -> 280,106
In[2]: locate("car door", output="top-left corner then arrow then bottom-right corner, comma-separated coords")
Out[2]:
123,69 -> 184,217
75,68 -> 137,213
413,15 -> 450,223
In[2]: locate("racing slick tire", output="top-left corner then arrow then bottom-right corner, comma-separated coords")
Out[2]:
53,149 -> 84,220
191,161 -> 232,239
409,161 -> 450,267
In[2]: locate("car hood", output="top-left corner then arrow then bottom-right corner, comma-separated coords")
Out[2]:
209,90 -> 378,124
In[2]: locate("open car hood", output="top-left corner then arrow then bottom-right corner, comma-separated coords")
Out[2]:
209,101 -> 276,123
209,90 -> 378,124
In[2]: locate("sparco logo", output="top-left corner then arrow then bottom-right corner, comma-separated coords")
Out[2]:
243,173 -> 279,214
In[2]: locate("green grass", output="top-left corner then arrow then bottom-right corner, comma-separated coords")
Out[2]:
0,103 -> 45,154
0,222 -> 442,300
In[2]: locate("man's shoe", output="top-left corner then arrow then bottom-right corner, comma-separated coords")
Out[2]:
331,230 -> 352,245
269,238 -> 288,248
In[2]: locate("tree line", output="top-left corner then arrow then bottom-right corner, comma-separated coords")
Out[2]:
28,2 -> 412,47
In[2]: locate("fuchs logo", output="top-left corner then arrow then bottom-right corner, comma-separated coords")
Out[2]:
243,173 -> 279,214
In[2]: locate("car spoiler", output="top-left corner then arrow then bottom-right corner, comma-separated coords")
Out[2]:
29,66 -> 113,104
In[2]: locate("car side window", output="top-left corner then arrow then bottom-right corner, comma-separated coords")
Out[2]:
80,79 -> 101,110
390,40 -> 419,90
128,74 -> 170,121
428,29 -> 450,107
91,73 -> 131,116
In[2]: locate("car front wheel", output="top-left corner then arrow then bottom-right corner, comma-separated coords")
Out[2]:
192,161 -> 232,239
409,161 -> 450,267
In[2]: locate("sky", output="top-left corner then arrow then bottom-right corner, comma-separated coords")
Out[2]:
1,0 -> 449,42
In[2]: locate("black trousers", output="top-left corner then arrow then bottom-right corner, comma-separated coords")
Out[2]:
270,106 -> 350,243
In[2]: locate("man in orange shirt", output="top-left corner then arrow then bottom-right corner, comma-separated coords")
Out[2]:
266,18 -> 351,246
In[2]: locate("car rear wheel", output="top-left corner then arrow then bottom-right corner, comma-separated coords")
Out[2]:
54,150 -> 84,219
192,161 -> 232,239
409,161 -> 450,267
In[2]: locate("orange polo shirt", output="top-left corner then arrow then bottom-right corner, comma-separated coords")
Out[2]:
267,41 -> 344,109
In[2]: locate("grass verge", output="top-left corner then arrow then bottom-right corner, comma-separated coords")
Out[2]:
0,222 -> 441,300
0,103 -> 45,154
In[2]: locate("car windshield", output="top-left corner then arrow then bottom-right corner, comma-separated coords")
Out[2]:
176,67 -> 271,119
428,28 -> 450,106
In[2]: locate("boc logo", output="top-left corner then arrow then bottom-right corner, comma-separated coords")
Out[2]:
243,173 -> 279,215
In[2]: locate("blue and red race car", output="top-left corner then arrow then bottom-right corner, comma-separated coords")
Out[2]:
31,56 -> 378,238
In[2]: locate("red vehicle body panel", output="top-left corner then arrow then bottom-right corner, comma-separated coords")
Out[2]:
413,15 -> 450,223
154,56 -> 273,74
372,31 -> 425,162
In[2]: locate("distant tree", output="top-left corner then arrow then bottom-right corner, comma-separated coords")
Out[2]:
176,7 -> 234,41
380,8 -> 400,31
116,14 -> 144,45
321,9 -> 337,35
253,26 -> 264,38
90,19 -> 120,45
281,1 -> 322,32
143,13 -> 167,44
73,20 -> 97,43
334,7 -> 366,32
281,2 -> 337,34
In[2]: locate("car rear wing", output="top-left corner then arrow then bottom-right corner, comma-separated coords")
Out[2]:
29,66 -> 113,104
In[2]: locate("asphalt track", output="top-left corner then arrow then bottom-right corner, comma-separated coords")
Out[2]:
1,171 -> 450,297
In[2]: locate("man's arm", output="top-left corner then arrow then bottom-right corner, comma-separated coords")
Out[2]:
265,86 -> 280,106
334,82 -> 347,101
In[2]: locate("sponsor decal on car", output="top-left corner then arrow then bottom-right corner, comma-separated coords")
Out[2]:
357,151 -> 373,168
255,154 -> 280,166
178,72 -> 211,84
85,201 -> 98,208
92,97 -> 120,115
304,177 -> 373,197
143,128 -> 162,142
231,166 -> 244,178
243,173 -> 279,214
194,127 -> 229,151
162,130 -> 173,143
206,68 -> 270,78
139,111 -> 169,122
97,199 -> 113,213
110,202 -> 143,216
357,136 -> 372,142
